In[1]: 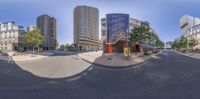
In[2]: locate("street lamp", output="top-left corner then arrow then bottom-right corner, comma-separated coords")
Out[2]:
126,29 -> 130,60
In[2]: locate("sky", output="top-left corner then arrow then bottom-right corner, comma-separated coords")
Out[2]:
1,0 -> 200,45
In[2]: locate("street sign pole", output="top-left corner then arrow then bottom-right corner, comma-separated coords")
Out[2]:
127,29 -> 130,60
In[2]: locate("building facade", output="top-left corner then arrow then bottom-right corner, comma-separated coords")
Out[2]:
101,15 -> 157,53
180,15 -> 200,48
74,5 -> 99,51
180,15 -> 200,36
0,22 -> 25,52
165,41 -> 173,49
37,14 -> 57,50
101,17 -> 153,42
106,13 -> 129,43
185,24 -> 200,48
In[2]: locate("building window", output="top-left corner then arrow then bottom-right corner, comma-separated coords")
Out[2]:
197,29 -> 200,32
194,30 -> 196,33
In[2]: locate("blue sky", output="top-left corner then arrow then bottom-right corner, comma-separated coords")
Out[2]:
0,0 -> 200,45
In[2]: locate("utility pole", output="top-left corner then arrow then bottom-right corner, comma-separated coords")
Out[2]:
127,29 -> 130,60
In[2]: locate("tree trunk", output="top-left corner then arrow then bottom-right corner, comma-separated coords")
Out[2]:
32,45 -> 34,54
37,46 -> 39,55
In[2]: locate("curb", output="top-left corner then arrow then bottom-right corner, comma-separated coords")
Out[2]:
78,51 -> 162,69
0,60 -> 13,63
0,52 -> 52,63
0,56 -> 14,63
173,50 -> 200,60
13,57 -> 47,63
11,53 -> 55,63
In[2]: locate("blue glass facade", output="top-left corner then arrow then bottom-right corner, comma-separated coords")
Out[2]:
106,13 -> 129,43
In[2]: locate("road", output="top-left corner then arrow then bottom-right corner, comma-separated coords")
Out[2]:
0,50 -> 200,99
15,52 -> 91,78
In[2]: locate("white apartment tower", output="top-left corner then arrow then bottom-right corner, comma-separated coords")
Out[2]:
180,15 -> 200,48
180,15 -> 200,36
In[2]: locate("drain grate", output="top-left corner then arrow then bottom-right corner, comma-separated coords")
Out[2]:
107,58 -> 112,60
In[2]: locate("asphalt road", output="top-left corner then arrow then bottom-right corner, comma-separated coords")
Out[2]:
15,53 -> 91,78
0,50 -> 200,99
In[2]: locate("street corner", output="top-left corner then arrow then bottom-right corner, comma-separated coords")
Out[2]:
78,51 -> 158,69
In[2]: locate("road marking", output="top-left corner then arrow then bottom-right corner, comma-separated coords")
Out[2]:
66,76 -> 81,82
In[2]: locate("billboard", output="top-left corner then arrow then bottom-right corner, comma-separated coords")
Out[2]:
106,13 -> 129,43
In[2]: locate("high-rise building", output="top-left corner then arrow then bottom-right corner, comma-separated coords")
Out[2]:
180,15 -> 200,48
74,5 -> 99,51
0,22 -> 25,52
180,15 -> 195,36
37,14 -> 57,50
180,15 -> 200,36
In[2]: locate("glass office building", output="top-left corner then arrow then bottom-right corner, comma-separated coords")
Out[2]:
106,13 -> 129,43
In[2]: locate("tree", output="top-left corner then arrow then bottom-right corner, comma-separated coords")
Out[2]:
172,36 -> 192,51
156,39 -> 164,49
129,21 -> 150,44
59,44 -> 66,50
172,40 -> 179,49
180,36 -> 189,49
24,28 -> 44,54
66,43 -> 70,49
147,32 -> 159,48
130,21 -> 164,54
188,38 -> 198,50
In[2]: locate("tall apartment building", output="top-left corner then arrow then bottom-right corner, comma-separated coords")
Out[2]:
180,15 -> 200,48
37,14 -> 57,50
180,15 -> 200,36
0,22 -> 25,52
74,5 -> 99,51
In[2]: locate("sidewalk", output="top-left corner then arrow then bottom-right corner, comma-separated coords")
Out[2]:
13,51 -> 55,62
78,51 -> 156,68
12,54 -> 47,62
175,51 -> 200,59
0,55 -> 10,61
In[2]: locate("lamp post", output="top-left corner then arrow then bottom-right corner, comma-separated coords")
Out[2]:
126,29 -> 130,60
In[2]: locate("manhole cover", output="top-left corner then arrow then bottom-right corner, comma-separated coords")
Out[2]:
74,58 -> 79,60
107,58 -> 112,60
71,57 -> 79,60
